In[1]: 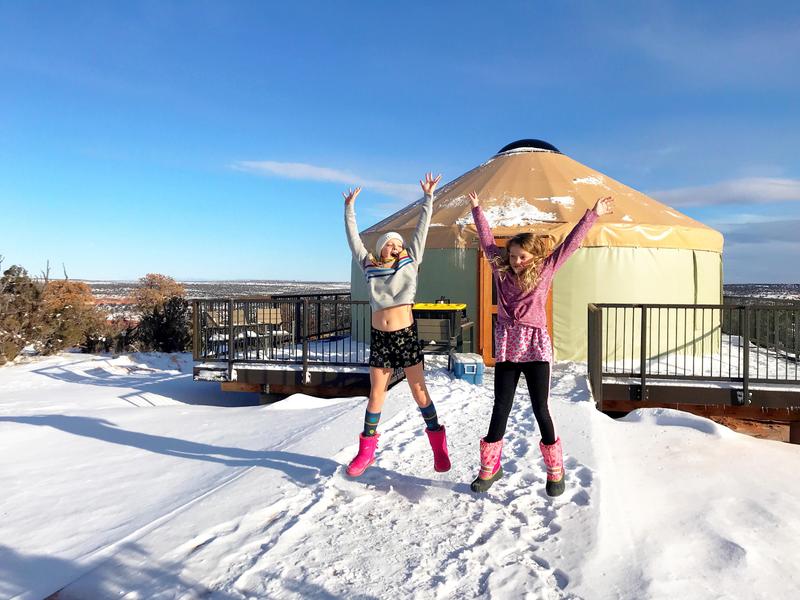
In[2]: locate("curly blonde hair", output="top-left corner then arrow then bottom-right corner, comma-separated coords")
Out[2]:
491,232 -> 556,293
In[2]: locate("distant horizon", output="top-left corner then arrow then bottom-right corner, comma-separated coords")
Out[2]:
0,268 -> 793,286
75,278 -> 351,284
71,278 -> 798,286
1,266 -> 795,286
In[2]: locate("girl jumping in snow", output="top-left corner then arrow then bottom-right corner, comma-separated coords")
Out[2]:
343,173 -> 450,477
469,191 -> 614,495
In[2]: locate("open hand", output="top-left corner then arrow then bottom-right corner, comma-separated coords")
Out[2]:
420,172 -> 442,196
593,196 -> 614,216
468,191 -> 479,208
343,187 -> 361,206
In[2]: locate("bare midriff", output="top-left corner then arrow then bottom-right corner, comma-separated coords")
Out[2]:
372,304 -> 414,332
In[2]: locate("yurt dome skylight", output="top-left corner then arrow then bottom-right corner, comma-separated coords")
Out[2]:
497,139 -> 561,154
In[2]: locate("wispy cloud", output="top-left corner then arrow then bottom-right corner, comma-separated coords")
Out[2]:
705,213 -> 787,231
724,219 -> 800,246
720,219 -> 800,282
232,160 -> 420,202
724,238 -> 800,283
649,177 -> 800,207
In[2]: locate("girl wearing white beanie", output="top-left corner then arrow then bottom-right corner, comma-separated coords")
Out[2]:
343,173 -> 451,477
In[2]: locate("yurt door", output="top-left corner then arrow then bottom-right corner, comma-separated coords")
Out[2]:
478,244 -> 554,366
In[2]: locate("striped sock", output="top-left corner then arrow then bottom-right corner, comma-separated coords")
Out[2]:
363,410 -> 381,437
419,402 -> 441,431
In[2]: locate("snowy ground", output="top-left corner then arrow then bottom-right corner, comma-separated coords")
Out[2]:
1,352 -> 800,599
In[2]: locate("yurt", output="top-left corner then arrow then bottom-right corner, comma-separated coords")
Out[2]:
350,139 -> 724,363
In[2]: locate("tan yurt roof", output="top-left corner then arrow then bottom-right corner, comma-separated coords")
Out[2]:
362,140 -> 723,253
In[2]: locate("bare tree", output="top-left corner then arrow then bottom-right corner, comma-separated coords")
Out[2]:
40,260 -> 51,285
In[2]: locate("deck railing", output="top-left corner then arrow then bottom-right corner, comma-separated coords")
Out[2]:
192,295 -> 372,380
587,303 -> 800,407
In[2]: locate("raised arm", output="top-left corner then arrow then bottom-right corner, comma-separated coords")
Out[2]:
469,192 -> 503,270
406,172 -> 441,263
343,187 -> 368,265
546,196 -> 613,271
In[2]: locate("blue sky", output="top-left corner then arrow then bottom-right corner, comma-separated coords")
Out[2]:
1,1 -> 799,283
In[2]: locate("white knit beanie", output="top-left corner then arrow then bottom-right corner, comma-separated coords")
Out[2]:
375,231 -> 404,256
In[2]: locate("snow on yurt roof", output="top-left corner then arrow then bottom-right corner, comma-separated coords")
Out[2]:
362,140 -> 723,253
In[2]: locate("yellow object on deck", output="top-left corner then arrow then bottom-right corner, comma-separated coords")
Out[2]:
413,303 -> 467,311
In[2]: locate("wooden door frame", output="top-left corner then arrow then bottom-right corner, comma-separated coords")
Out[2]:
477,241 -> 554,367
477,247 -> 497,366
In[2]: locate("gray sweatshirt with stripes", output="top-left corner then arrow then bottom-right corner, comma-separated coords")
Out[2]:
345,193 -> 433,312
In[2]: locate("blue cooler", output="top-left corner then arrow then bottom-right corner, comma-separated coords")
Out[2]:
450,352 -> 485,385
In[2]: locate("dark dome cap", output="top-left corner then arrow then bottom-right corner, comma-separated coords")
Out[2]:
498,139 -> 561,154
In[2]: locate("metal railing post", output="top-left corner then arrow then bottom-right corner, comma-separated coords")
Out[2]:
192,300 -> 200,360
302,299 -> 310,385
640,305 -> 647,401
587,304 -> 604,410
227,298 -> 234,379
297,302 -> 304,342
741,306 -> 750,405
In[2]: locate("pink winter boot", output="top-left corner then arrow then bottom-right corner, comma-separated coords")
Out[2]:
539,437 -> 565,497
425,425 -> 451,472
346,433 -> 380,477
470,438 -> 503,493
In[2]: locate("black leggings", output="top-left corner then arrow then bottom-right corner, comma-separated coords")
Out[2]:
486,361 -> 556,445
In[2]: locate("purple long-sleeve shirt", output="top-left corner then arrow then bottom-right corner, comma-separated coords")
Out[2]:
472,205 -> 599,329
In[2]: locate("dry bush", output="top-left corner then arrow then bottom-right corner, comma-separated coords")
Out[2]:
132,274 -> 186,313
40,280 -> 105,353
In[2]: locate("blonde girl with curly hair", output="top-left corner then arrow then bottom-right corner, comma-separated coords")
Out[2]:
469,191 -> 614,495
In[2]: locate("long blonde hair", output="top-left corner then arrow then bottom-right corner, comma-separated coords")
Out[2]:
491,232 -> 556,293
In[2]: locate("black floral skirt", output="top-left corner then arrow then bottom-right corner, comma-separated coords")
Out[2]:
369,323 -> 424,369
